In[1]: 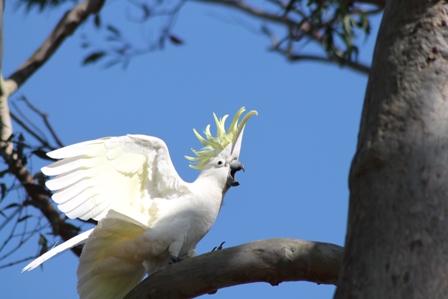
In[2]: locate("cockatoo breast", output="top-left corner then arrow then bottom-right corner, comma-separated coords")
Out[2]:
139,178 -> 224,264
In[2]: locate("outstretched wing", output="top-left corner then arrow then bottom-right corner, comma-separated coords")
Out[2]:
42,134 -> 190,221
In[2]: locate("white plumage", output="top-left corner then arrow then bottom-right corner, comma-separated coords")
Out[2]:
22,108 -> 257,299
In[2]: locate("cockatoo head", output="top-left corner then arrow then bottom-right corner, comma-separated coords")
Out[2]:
185,107 -> 257,188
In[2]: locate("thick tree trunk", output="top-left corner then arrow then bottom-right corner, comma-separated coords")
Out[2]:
335,1 -> 448,298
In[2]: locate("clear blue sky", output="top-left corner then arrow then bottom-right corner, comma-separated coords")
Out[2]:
2,2 -> 382,298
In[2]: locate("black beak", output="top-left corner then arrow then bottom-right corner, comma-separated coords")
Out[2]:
227,160 -> 245,187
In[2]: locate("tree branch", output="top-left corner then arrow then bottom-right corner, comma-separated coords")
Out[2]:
354,0 -> 385,7
0,0 -> 12,153
0,0 -> 106,259
125,238 -> 343,299
3,155 -> 83,257
193,0 -> 371,75
192,0 -> 299,27
6,0 -> 105,94
20,96 -> 64,148
287,54 -> 370,75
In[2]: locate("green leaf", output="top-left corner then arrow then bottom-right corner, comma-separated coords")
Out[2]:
38,234 -> 49,256
38,234 -> 48,246
16,133 -> 26,161
106,25 -> 121,37
168,35 -> 184,46
141,4 -> 151,20
17,0 -> 70,12
18,215 -> 32,223
82,51 -> 106,65
105,36 -> 121,42
103,59 -> 122,69
94,14 -> 101,29
3,203 -> 19,210
0,183 -> 6,200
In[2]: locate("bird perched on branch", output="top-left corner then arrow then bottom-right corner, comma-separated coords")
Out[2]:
23,107 -> 257,299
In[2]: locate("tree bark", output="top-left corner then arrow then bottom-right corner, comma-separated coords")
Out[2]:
335,1 -> 448,298
125,238 -> 343,299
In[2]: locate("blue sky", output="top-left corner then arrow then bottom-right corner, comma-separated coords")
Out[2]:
2,1 -> 381,298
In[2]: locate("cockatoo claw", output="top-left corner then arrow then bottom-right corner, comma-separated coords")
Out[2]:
170,255 -> 182,264
212,241 -> 226,251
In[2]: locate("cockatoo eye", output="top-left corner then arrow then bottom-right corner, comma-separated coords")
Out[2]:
217,160 -> 224,166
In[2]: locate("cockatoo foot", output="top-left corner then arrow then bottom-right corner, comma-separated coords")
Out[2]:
212,241 -> 225,251
170,255 -> 183,263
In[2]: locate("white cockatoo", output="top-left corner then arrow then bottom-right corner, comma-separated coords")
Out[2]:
22,107 -> 257,299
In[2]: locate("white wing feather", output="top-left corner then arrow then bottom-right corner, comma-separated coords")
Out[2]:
21,229 -> 93,272
42,134 -> 189,222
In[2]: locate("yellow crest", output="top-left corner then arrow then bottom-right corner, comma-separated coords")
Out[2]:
185,107 -> 258,169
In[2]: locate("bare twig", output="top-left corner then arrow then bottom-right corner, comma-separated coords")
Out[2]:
193,0 -> 299,27
2,155 -> 82,257
0,0 -> 106,261
9,112 -> 50,149
125,238 -> 343,299
20,96 -> 64,148
0,206 -> 43,262
0,256 -> 36,269
287,53 -> 370,75
193,0 -> 371,74
10,102 -> 51,150
6,0 -> 105,94
89,0 -> 187,68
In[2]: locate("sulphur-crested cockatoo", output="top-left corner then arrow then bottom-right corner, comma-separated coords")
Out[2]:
22,107 -> 257,299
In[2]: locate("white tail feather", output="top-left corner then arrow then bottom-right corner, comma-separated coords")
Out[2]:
77,210 -> 149,299
22,229 -> 93,272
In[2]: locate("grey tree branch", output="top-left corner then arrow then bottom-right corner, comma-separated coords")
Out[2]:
0,0 -> 105,259
0,146 -> 83,257
6,0 -> 105,94
125,238 -> 343,299
0,0 -> 12,153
